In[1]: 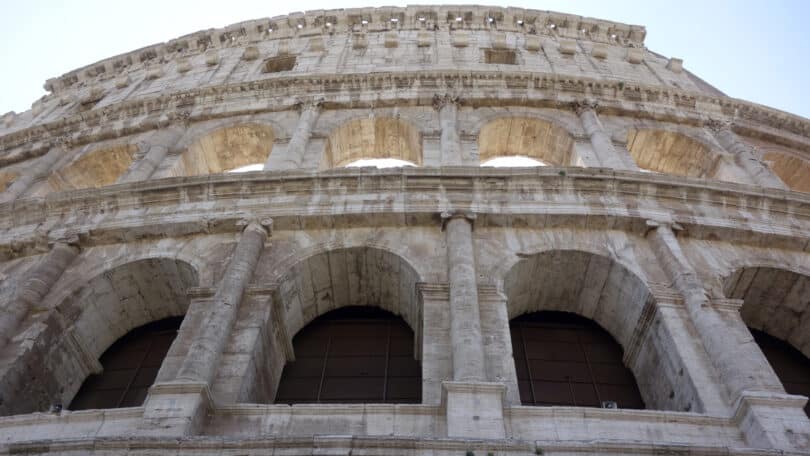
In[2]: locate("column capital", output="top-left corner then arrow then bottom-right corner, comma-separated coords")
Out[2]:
296,97 -> 324,112
47,231 -> 83,250
441,210 -> 476,230
432,93 -> 462,111
237,218 -> 273,237
705,118 -> 733,133
574,98 -> 599,116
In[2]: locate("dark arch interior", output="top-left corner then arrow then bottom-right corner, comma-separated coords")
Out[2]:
275,306 -> 421,404
69,317 -> 183,410
510,311 -> 644,409
751,329 -> 810,417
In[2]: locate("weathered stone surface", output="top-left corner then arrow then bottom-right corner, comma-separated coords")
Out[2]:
1,4 -> 810,456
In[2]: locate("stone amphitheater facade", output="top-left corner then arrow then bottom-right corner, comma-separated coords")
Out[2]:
2,5 -> 810,455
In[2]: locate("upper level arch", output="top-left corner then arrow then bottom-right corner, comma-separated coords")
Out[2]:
0,171 -> 17,192
39,143 -> 138,194
169,123 -> 275,176
626,128 -> 719,178
323,117 -> 422,168
478,116 -> 577,166
761,150 -> 810,193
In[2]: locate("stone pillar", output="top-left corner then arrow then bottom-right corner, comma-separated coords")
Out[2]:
478,285 -> 520,405
647,221 -> 810,451
272,100 -> 321,170
442,212 -> 485,381
177,219 -> 270,384
440,212 -> 505,439
575,100 -> 637,170
119,127 -> 184,183
434,95 -> 462,166
0,239 -> 79,350
141,220 -> 270,436
708,120 -> 786,189
0,145 -> 64,203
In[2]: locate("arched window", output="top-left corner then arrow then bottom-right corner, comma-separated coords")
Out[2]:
70,317 -> 182,410
510,311 -> 644,409
751,329 -> 810,416
275,307 -> 421,404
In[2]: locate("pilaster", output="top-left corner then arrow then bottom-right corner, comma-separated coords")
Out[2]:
119,126 -> 184,182
434,94 -> 462,166
0,145 -> 64,204
707,119 -> 787,189
646,221 -> 810,451
575,100 -> 638,171
272,99 -> 321,170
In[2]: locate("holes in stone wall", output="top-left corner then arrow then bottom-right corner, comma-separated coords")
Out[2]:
324,117 -> 422,168
262,55 -> 297,73
484,48 -> 517,64
172,124 -> 274,177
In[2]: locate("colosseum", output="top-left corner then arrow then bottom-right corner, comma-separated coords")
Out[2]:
1,4 -> 809,455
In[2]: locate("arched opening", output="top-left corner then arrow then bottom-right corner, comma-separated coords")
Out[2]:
478,117 -> 575,166
273,247 -> 422,403
503,250 -> 700,411
43,144 -> 138,193
751,329 -> 810,416
324,117 -> 422,168
275,306 -> 420,404
627,129 -> 717,178
724,266 -> 810,414
171,124 -> 274,176
511,311 -> 644,408
345,158 -> 417,168
0,171 -> 17,191
69,317 -> 182,410
762,151 -> 810,193
481,156 -> 547,167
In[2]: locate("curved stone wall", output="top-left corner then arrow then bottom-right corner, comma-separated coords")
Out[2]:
2,5 -> 810,456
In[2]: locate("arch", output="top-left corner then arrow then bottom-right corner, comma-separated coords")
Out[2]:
478,117 -> 575,166
324,117 -> 422,168
0,171 -> 17,192
724,266 -> 810,359
69,317 -> 183,410
504,250 -> 650,349
627,128 -> 719,178
502,249 -> 704,412
510,311 -> 645,409
45,144 -> 138,192
275,306 -> 421,404
276,246 -> 422,338
762,150 -> 810,192
61,258 -> 198,361
171,123 -> 274,176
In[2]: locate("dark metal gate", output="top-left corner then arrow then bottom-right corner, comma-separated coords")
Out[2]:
70,317 -> 182,410
752,329 -> 810,416
275,306 -> 421,404
510,311 -> 644,409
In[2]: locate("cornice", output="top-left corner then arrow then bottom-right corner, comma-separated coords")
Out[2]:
2,70 -> 809,163
42,5 -> 646,93
2,167 -> 810,261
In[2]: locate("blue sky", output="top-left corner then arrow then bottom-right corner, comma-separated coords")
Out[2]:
1,1 -> 808,119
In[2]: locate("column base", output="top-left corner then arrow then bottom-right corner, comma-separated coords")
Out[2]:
441,381 -> 507,439
138,381 -> 213,436
733,390 -> 810,451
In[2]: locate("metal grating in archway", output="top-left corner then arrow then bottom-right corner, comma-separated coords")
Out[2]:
70,317 -> 182,410
752,329 -> 810,417
275,306 -> 421,404
510,311 -> 644,409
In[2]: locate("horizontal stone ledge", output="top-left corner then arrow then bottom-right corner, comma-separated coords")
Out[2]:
0,434 -> 783,456
1,168 -> 810,261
